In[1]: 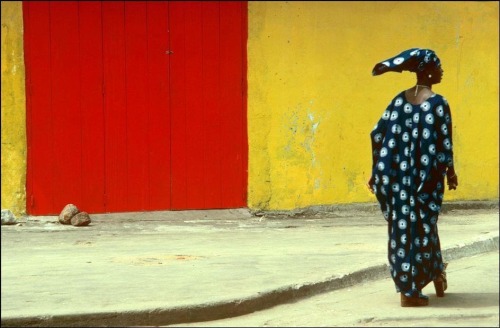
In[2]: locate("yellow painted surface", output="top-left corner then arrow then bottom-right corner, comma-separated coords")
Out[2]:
248,1 -> 499,210
1,1 -> 26,216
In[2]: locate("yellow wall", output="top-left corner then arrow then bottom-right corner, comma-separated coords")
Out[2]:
1,1 -> 26,216
247,1 -> 499,210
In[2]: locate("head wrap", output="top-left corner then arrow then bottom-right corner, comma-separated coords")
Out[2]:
372,48 -> 441,76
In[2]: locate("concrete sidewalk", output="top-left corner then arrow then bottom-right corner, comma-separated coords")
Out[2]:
1,201 -> 498,327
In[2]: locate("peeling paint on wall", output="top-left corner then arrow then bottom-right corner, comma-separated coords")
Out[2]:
1,1 -> 27,216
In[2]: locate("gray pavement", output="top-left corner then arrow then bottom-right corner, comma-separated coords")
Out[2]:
172,251 -> 500,327
1,200 -> 498,327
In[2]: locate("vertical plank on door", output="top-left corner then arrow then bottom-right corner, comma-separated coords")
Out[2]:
102,1 -> 128,212
169,1 -> 188,209
171,1 -> 214,210
147,1 -> 171,210
182,1 -> 205,209
201,1 -> 222,208
219,1 -> 246,207
23,1 -> 54,215
50,1 -> 82,212
79,1 -> 105,213
125,1 -> 149,210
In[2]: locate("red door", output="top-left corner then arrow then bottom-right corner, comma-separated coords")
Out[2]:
23,1 -> 247,215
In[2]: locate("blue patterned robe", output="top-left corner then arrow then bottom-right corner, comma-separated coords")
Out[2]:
370,91 -> 454,297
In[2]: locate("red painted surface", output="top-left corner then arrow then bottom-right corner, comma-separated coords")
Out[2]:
102,1 -> 128,212
79,1 -> 106,213
24,1 -> 248,215
146,1 -> 171,211
24,1 -> 53,214
50,2 -> 82,210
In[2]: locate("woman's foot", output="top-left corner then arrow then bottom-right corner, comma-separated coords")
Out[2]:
434,263 -> 448,297
400,292 -> 429,307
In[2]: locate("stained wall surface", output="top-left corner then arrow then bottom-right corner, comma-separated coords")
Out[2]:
247,1 -> 499,210
1,1 -> 26,216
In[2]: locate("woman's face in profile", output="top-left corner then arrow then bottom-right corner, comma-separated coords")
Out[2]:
430,66 -> 444,84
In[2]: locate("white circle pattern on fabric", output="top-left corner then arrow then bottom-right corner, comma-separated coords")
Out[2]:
389,139 -> 397,148
382,110 -> 390,120
444,138 -> 452,150
422,128 -> 431,139
393,57 -> 405,65
410,212 -> 417,222
437,153 -> 445,162
421,154 -> 430,166
436,105 -> 444,117
429,144 -> 436,155
421,101 -> 431,111
391,124 -> 402,134
380,147 -> 388,157
441,124 -> 448,135
419,170 -> 426,180
400,161 -> 408,171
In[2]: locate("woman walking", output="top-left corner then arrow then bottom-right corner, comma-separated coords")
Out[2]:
367,48 -> 458,307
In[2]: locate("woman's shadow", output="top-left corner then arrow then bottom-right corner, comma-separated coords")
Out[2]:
429,292 -> 499,308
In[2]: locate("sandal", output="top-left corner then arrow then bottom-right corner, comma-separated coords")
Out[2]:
400,292 -> 429,307
433,262 -> 448,297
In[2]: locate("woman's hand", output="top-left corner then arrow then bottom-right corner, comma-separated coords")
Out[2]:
447,172 -> 458,190
367,176 -> 375,194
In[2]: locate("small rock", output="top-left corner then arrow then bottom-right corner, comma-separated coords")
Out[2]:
1,209 -> 17,225
59,204 -> 80,225
71,212 -> 91,227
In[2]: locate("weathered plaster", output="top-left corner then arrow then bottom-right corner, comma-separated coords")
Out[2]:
1,1 -> 26,216
247,1 -> 499,210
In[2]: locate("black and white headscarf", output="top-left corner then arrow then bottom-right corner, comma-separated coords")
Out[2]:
372,48 -> 441,76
